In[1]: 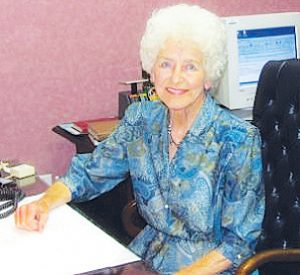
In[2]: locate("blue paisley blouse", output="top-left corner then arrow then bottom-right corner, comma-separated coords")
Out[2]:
60,94 -> 264,274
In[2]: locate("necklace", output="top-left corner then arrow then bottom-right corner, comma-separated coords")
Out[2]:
167,124 -> 181,147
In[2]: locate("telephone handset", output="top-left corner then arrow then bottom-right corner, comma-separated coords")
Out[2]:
0,179 -> 25,219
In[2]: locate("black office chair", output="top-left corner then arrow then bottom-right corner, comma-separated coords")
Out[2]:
235,59 -> 300,275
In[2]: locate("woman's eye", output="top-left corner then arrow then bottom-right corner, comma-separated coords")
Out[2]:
185,64 -> 197,71
160,61 -> 172,68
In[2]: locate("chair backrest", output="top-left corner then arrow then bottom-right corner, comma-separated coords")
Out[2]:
252,59 -> 300,274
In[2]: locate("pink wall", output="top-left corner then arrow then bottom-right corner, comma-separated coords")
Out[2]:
1,0 -> 299,177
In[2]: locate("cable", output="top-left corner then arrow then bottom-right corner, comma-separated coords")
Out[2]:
0,183 -> 25,219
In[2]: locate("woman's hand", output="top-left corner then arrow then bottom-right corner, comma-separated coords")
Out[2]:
15,181 -> 72,232
15,199 -> 50,232
176,265 -> 216,275
175,250 -> 232,275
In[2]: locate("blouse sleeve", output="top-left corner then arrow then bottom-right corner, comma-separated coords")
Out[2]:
216,128 -> 265,269
57,99 -> 149,202
58,119 -> 130,201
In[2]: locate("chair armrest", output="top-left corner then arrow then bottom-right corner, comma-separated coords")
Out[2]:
235,248 -> 300,275
121,200 -> 146,238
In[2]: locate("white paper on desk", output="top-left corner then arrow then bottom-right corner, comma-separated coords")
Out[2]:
0,195 -> 139,275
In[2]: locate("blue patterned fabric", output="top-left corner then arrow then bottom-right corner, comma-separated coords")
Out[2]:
60,94 -> 264,274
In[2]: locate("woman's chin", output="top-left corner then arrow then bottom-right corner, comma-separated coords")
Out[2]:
165,102 -> 190,111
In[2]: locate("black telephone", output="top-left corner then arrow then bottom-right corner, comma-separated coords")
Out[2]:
0,179 -> 25,219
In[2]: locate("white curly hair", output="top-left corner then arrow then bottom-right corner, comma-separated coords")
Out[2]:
140,3 -> 227,90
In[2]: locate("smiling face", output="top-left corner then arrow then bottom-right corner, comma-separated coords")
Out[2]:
151,39 -> 210,113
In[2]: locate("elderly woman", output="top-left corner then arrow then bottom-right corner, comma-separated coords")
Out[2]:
15,4 -> 264,275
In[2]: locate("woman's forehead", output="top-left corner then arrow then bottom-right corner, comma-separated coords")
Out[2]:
157,39 -> 203,62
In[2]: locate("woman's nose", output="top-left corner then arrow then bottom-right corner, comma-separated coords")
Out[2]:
170,65 -> 183,84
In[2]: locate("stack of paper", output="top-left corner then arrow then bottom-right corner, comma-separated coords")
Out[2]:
72,117 -> 116,134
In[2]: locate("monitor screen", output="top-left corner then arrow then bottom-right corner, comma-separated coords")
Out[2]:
238,26 -> 297,88
215,12 -> 300,111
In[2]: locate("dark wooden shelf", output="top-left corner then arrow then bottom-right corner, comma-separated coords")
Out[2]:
52,125 -> 95,154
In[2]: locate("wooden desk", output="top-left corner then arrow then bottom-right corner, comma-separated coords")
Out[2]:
0,195 -> 140,275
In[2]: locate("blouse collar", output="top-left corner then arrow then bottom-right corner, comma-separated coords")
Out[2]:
187,93 -> 220,138
147,93 -> 220,139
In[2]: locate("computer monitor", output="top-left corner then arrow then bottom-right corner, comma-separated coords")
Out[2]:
215,12 -> 300,110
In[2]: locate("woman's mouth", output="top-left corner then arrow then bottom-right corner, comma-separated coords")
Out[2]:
166,87 -> 188,95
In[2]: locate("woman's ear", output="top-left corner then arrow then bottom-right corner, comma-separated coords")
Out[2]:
150,69 -> 155,83
204,81 -> 211,91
